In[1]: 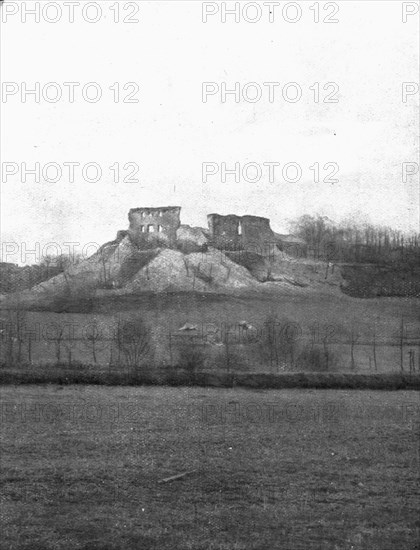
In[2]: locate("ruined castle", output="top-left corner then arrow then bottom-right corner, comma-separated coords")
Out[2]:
128,207 -> 181,246
207,213 -> 275,252
127,206 -> 279,255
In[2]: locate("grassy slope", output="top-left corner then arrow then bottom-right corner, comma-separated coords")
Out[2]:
341,264 -> 420,298
4,291 -> 419,372
1,386 -> 419,549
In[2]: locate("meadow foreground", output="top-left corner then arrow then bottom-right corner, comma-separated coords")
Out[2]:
0,386 -> 419,549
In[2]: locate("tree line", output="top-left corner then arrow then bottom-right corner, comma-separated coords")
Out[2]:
289,215 -> 420,265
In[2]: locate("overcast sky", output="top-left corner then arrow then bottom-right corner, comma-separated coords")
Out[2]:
1,0 -> 419,264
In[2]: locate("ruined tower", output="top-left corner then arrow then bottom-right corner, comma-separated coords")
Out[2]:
207,213 -> 276,255
128,206 -> 181,247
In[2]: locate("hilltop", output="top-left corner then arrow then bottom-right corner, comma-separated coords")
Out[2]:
0,207 -> 343,310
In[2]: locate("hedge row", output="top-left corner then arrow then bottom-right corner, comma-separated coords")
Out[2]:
0,365 -> 419,390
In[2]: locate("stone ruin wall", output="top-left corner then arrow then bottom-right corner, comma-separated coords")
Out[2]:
128,207 -> 181,247
127,206 -> 276,256
207,213 -> 276,256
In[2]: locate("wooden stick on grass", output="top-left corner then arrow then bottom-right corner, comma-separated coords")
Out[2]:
157,470 -> 197,484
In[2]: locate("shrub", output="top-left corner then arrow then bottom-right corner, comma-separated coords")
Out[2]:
296,343 -> 337,372
177,342 -> 206,374
114,317 -> 153,370
214,344 -> 248,373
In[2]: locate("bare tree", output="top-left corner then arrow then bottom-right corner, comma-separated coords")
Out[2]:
27,331 -> 35,365
1,312 -> 16,366
14,308 -> 27,366
64,338 -> 73,367
85,319 -> 102,365
261,314 -> 280,370
349,325 -> 359,371
114,317 -> 152,370
52,325 -> 65,364
98,249 -> 113,289
372,324 -> 378,372
260,315 -> 299,371
168,328 -> 174,367
408,350 -> 415,374
322,335 -> 330,371
1,307 -> 28,367
399,316 -> 404,373
222,323 -> 234,374
40,252 -> 82,272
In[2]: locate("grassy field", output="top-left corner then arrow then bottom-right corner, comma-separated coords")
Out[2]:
1,291 -> 420,372
1,386 -> 419,549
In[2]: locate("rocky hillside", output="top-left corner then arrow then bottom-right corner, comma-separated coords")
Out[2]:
0,225 -> 343,309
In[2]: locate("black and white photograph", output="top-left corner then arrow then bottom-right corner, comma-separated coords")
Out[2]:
0,1 -> 419,548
